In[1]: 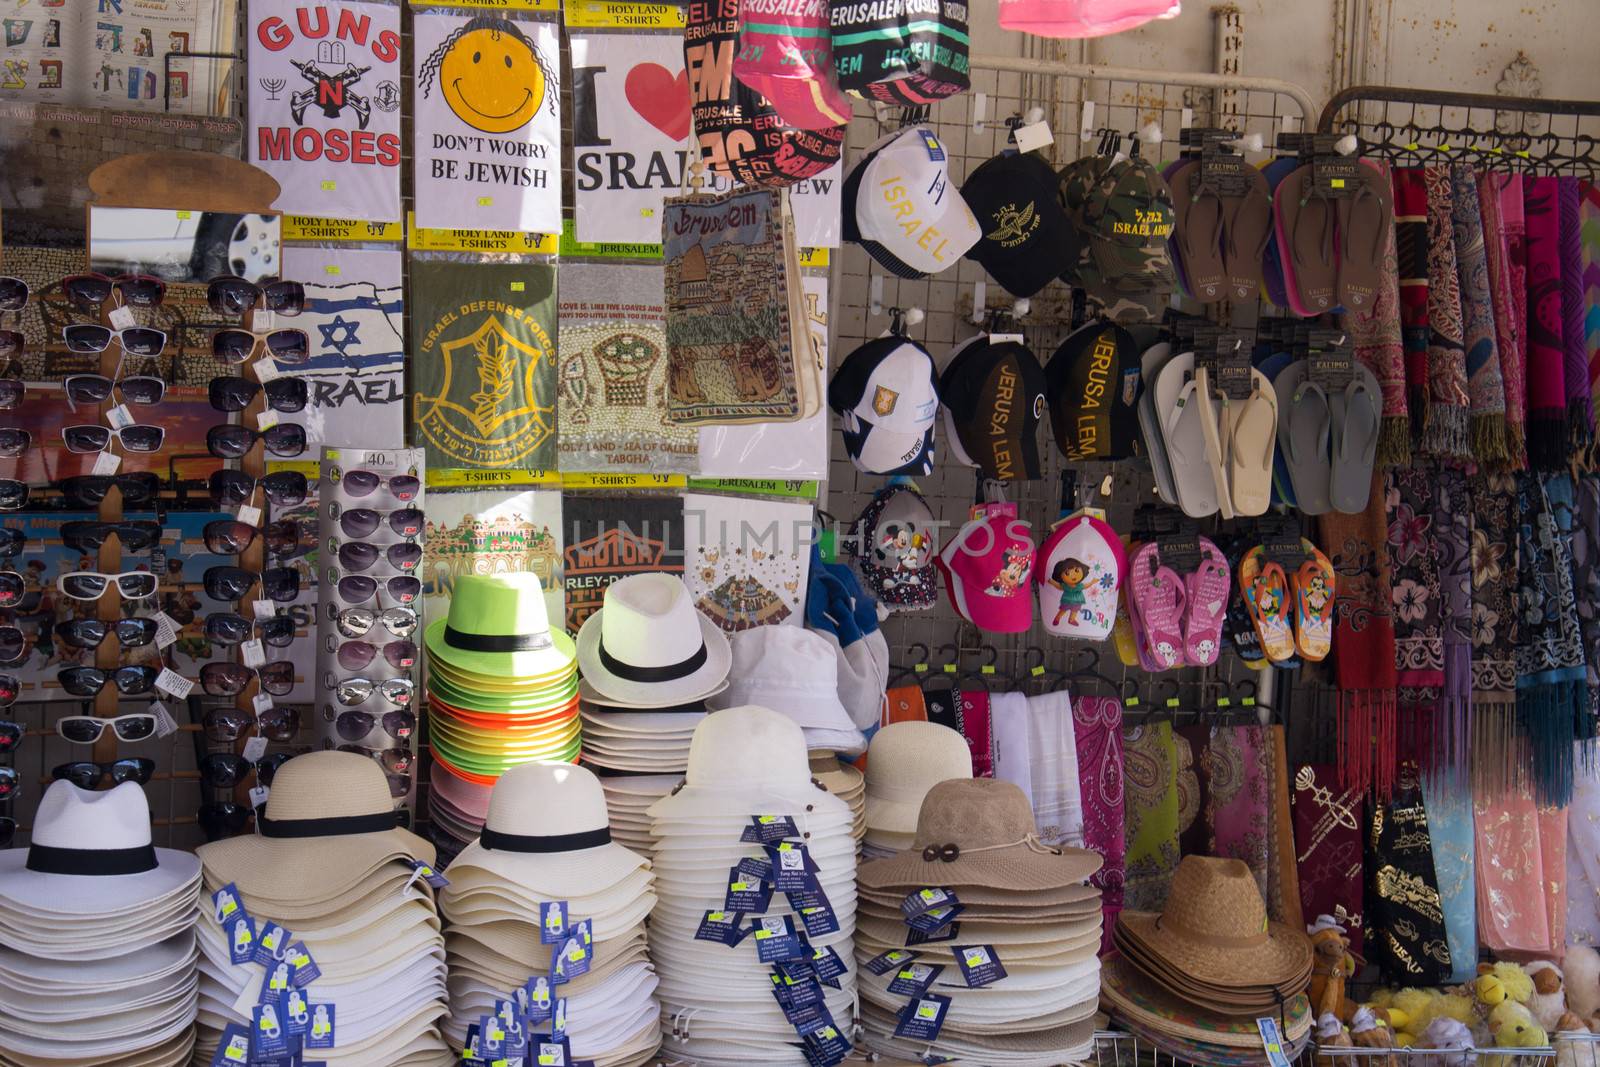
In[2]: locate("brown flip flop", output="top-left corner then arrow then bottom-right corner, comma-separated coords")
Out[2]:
1221,167 -> 1274,302
1272,165 -> 1338,315
1171,165 -> 1227,302
1335,160 -> 1394,312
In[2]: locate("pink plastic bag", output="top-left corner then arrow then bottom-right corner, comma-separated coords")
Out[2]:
998,0 -> 1181,39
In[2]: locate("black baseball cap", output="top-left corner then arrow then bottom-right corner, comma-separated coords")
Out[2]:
939,335 -> 1047,481
961,152 -> 1079,297
1045,321 -> 1143,461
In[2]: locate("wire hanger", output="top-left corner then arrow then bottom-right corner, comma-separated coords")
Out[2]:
884,642 -> 930,689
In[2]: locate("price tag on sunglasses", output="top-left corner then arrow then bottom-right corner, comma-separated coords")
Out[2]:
253,356 -> 282,383
250,599 -> 275,619
108,306 -> 137,331
241,735 -> 269,762
255,310 -> 276,331
255,409 -> 280,431
104,403 -> 133,430
253,692 -> 275,716
249,784 -> 270,809
150,700 -> 180,737
154,670 -> 193,700
236,504 -> 262,528
91,451 -> 121,475
241,638 -> 266,669
152,612 -> 179,650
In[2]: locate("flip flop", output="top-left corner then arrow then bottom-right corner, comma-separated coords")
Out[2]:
1227,367 -> 1279,516
1112,538 -> 1145,668
1130,542 -> 1188,671
1161,160 -> 1198,298
1273,359 -> 1333,515
1221,167 -> 1275,302
1273,165 -> 1339,315
1291,540 -> 1336,661
1181,537 -> 1231,667
1155,353 -> 1220,518
1258,352 -> 1300,508
1335,160 -> 1394,313
1259,157 -> 1301,309
1328,363 -> 1382,513
1171,166 -> 1227,302
1238,546 -> 1295,663
1193,366 -> 1236,520
1139,342 -> 1182,506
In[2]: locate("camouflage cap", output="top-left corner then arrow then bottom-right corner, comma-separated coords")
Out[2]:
1075,245 -> 1170,323
1081,156 -> 1177,295
1057,154 -> 1112,287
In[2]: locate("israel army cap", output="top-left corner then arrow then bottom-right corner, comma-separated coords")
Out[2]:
1045,320 -> 1143,460
832,0 -> 971,106
1081,155 -> 1177,294
939,336 -> 1048,481
844,127 -> 981,279
828,336 -> 940,475
962,152 -> 1079,297
1058,154 -> 1114,287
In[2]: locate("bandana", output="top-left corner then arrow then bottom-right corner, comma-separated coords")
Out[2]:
1560,177 -> 1593,450
1366,763 -> 1452,984
1478,172 -> 1528,469
1393,168 -> 1432,445
1523,176 -> 1569,467
1422,166 -> 1470,460
1343,158 -> 1410,466
1470,470 -> 1520,794
1450,165 -> 1508,465
1071,696 -> 1125,952
958,689 -> 994,779
1121,721 -> 1180,913
1319,472 -> 1399,797
1291,762 -> 1366,955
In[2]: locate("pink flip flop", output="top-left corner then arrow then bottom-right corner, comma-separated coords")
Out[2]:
1130,543 -> 1188,670
1180,537 -> 1231,666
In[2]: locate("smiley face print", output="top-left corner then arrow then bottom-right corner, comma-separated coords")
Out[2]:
419,15 -> 553,134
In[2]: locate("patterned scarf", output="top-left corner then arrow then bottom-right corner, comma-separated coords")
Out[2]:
1343,159 -> 1411,467
1450,165 -> 1508,465
1560,177 -> 1593,449
1174,726 -> 1209,859
1573,478 -> 1600,721
1206,725 -> 1272,901
1471,470 -> 1521,794
1422,166 -> 1471,461
1420,774 -> 1477,984
1434,468 -> 1475,786
1474,785 -> 1554,954
1387,467 -> 1445,773
1319,472 -> 1399,797
1366,763 -> 1452,984
1524,176 -> 1569,467
1393,168 -> 1432,443
959,690 -> 994,778
1291,763 -> 1366,955
1584,184 -> 1600,441
1121,721 -> 1181,912
1264,727 -> 1304,930
1566,743 -> 1600,948
1071,696 -> 1125,953
1514,473 -> 1588,805
1480,172 -> 1529,468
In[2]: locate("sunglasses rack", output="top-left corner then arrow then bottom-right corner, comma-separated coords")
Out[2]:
314,446 -> 425,810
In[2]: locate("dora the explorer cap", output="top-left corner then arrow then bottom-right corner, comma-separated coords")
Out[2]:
1045,320 -> 1143,461
940,335 -> 1048,481
828,336 -> 939,475
961,151 -> 1079,297
844,127 -> 980,279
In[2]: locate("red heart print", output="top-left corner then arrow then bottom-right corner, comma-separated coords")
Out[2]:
624,63 -> 692,141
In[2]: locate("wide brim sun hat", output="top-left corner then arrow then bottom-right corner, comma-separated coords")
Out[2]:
862,720 -> 973,835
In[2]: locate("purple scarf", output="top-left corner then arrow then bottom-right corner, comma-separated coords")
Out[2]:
1524,176 -> 1568,467
1072,696 -> 1125,953
1560,176 -> 1592,449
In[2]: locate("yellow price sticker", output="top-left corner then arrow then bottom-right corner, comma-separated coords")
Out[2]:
324,265 -> 341,275
511,281 -> 525,292
320,179 -> 337,191
176,210 -> 192,220
477,196 -> 493,207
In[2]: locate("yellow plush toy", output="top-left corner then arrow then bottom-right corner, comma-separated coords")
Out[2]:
1476,961 -> 1537,1011
1484,1001 -> 1549,1067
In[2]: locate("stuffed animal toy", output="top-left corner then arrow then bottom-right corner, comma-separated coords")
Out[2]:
1476,960 -> 1537,1012
1307,915 -> 1359,1022
1528,961 -> 1572,1032
1565,944 -> 1600,1029
1349,1005 -> 1399,1066
1390,987 -> 1442,1040
1484,1000 -> 1549,1067
1314,1011 -> 1352,1066
1417,1016 -> 1474,1067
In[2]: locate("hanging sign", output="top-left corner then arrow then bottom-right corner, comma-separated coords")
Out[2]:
247,0 -> 403,222
411,9 -> 562,234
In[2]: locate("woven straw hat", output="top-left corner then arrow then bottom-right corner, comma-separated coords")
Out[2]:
863,721 -> 973,835
1100,954 -> 1313,1049
1115,855 -> 1313,991
647,705 -> 847,819
858,778 -> 1101,892
196,751 -> 432,900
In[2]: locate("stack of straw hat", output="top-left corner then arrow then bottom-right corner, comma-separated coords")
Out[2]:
576,573 -> 730,856
647,705 -> 859,1065
862,721 -> 973,860
810,752 -> 866,846
192,751 -> 451,1066
856,778 -> 1104,1066
1102,855 -> 1315,1064
0,782 -> 202,1067
424,573 -> 579,860
439,761 -> 660,1066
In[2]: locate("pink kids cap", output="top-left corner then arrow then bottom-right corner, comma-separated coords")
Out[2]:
998,0 -> 1181,39
936,508 -> 1036,634
732,0 -> 852,131
1033,513 -> 1126,640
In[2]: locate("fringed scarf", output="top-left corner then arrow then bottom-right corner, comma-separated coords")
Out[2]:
1451,165 -> 1508,465
1435,467 -> 1474,785
1524,176 -> 1569,467
1422,166 -> 1471,461
1583,184 -> 1600,443
1574,477 -> 1600,721
1344,159 -> 1411,467
1291,762 -> 1366,955
1393,168 -> 1432,444
1560,177 -> 1593,452
1470,470 -> 1522,795
1514,473 -> 1587,806
1480,172 -> 1529,469
1319,471 -> 1399,797
1365,762 -> 1452,984
1387,467 -> 1445,764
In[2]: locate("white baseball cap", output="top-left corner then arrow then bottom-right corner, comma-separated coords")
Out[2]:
844,127 -> 981,279
827,336 -> 939,475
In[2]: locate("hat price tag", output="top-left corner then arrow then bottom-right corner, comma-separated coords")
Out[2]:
263,957 -> 293,997
252,922 -> 293,968
807,943 -> 849,986
743,814 -> 799,844
226,912 -> 257,966
901,886 -> 959,921
695,909 -> 746,947
1256,1016 -> 1295,1067
213,883 -> 244,925
953,944 -> 1008,988
752,915 -> 805,963
475,1014 -> 509,1060
549,931 -> 590,984
887,961 -> 945,997
770,971 -> 826,1020
282,987 -> 311,1038
765,842 -> 820,893
801,1020 -> 853,1067
251,1000 -> 289,1057
401,858 -> 447,891
862,948 -> 920,976
893,993 -> 952,1042
906,918 -> 961,946
285,941 -> 320,988
796,902 -> 841,938
305,1003 -> 335,1050
493,999 -> 529,1059
736,855 -> 773,883
209,1022 -> 252,1065
1011,119 -> 1053,154
522,975 -> 554,1023
989,332 -> 1025,345
532,1034 -> 571,1066
723,867 -> 773,914
538,901 -> 569,944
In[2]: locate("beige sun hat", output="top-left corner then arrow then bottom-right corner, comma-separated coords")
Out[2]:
647,705 -> 849,820
864,721 -> 973,836
1115,854 -> 1314,992
196,751 -> 432,901
858,777 -> 1101,892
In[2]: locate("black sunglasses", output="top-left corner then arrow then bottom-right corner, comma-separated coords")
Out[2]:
0,626 -> 24,666
336,541 -> 423,574
0,529 -> 23,559
62,272 -> 165,310
0,571 -> 21,608
199,802 -> 252,841
200,660 -> 295,698
208,375 -> 309,414
337,507 -> 424,540
0,428 -> 29,458
207,276 -> 305,317
52,758 -> 156,789
0,720 -> 21,755
203,612 -> 297,648
339,469 -> 421,501
333,708 -> 415,744
335,574 -> 421,606
62,324 -> 166,358
0,674 -> 19,709
202,565 -> 300,603
54,618 -> 159,651
57,664 -> 160,698
208,469 -> 308,509
64,374 -> 166,410
0,480 -> 28,511
60,520 -> 162,554
335,639 -> 418,673
210,328 -> 311,366
206,422 -> 307,459
62,424 -> 166,454
61,473 -> 161,507
203,705 -> 301,744
0,378 -> 23,411
0,276 -> 28,311
335,743 -> 413,775
0,766 -> 17,802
